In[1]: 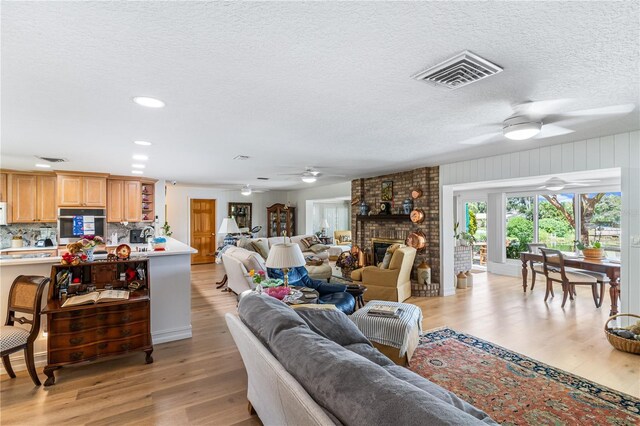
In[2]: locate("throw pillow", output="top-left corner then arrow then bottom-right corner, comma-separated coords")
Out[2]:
309,244 -> 330,254
237,237 -> 257,253
251,239 -> 270,260
380,251 -> 393,269
300,236 -> 320,249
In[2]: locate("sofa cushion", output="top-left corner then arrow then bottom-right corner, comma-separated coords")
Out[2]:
228,246 -> 267,273
309,243 -> 330,254
295,307 -> 367,347
238,293 -> 308,348
300,235 -> 320,249
237,237 -> 257,253
251,239 -> 270,260
384,365 -> 498,424
270,325 -> 495,426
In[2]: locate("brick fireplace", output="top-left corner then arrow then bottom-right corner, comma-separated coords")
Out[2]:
350,166 -> 440,296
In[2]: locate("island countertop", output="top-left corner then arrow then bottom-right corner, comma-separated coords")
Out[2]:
0,237 -> 197,266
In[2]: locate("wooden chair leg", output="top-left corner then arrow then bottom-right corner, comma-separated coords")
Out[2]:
591,284 -> 600,308
549,280 -> 555,297
544,279 -> 552,301
531,270 -> 536,290
598,282 -> 606,308
568,284 -> 575,300
561,283 -> 570,308
2,354 -> 16,378
24,344 -> 41,386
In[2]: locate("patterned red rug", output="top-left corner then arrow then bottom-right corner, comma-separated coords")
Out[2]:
409,328 -> 639,426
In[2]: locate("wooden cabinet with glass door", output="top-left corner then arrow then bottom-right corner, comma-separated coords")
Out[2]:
266,203 -> 295,237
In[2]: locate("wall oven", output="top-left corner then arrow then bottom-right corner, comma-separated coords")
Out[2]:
58,208 -> 107,244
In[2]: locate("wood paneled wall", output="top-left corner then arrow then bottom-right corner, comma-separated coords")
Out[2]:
439,131 -> 640,318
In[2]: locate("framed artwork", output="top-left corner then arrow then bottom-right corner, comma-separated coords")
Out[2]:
228,202 -> 252,229
381,181 -> 393,201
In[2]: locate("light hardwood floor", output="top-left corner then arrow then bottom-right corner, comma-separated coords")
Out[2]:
1,264 -> 638,425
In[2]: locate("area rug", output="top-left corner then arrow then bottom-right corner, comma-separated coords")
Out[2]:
409,328 -> 639,426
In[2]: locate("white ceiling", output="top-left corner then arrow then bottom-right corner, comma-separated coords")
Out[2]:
1,2 -> 639,189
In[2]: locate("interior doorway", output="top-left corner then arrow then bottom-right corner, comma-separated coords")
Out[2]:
463,200 -> 488,268
190,198 -> 216,264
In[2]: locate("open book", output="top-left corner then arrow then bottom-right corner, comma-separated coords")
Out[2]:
62,290 -> 129,308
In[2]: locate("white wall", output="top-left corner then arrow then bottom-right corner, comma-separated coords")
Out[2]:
440,131 -> 640,318
165,185 -> 287,246
286,181 -> 351,235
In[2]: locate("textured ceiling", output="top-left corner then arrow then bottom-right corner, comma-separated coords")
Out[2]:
1,1 -> 639,188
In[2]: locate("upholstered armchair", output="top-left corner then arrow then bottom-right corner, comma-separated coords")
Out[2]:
267,266 -> 355,314
333,230 -> 352,246
351,246 -> 417,302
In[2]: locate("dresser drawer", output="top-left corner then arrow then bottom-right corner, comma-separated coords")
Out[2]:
48,343 -> 97,364
95,321 -> 148,340
96,335 -> 149,356
49,315 -> 97,334
96,304 -> 148,326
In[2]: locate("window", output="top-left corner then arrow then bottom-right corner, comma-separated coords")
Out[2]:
312,202 -> 351,235
538,193 -> 575,252
580,192 -> 621,259
505,196 -> 534,259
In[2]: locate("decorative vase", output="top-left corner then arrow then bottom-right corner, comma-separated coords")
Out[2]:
359,201 -> 370,216
402,198 -> 413,215
582,248 -> 604,260
465,271 -> 473,287
85,248 -> 95,262
417,261 -> 431,285
456,272 -> 467,289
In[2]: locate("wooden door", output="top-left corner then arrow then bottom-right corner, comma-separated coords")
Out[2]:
190,199 -> 216,264
36,175 -> 57,222
0,173 -> 7,202
83,177 -> 107,207
57,175 -> 83,206
11,174 -> 37,222
124,180 -> 142,222
107,180 -> 124,222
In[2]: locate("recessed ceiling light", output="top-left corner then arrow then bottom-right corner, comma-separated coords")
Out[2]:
133,97 -> 165,108
35,163 -> 51,168
503,117 -> 542,140
132,164 -> 146,169
131,170 -> 144,175
132,154 -> 148,161
133,140 -> 152,146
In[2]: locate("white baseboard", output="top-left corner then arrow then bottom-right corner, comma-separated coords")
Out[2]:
1,326 -> 193,375
152,325 -> 192,344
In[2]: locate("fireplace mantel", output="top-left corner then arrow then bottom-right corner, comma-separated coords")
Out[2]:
356,214 -> 410,222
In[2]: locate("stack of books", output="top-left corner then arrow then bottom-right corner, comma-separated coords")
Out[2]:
367,304 -> 400,318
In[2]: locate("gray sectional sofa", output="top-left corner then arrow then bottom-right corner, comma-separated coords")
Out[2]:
227,293 -> 498,426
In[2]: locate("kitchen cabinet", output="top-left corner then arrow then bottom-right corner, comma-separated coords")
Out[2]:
140,180 -> 155,222
107,179 -> 141,222
8,174 -> 57,223
0,173 -> 7,202
57,174 -> 106,207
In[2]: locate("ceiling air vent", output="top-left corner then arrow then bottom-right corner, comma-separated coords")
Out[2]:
412,50 -> 502,90
233,155 -> 250,161
36,156 -> 68,163
257,177 -> 269,180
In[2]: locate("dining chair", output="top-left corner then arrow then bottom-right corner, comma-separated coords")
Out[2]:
539,249 -> 601,308
526,243 -> 547,290
1,275 -> 50,386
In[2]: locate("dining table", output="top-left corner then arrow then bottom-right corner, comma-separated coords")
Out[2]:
519,252 -> 621,316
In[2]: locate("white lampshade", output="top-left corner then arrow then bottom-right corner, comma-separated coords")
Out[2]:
218,217 -> 240,234
321,219 -> 330,229
265,243 -> 306,269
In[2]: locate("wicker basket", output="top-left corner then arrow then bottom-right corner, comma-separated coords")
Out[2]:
604,314 -> 640,355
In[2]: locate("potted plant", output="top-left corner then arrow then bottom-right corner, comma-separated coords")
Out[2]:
575,240 -> 604,260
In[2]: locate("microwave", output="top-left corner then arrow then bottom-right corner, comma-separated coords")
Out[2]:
58,208 -> 106,244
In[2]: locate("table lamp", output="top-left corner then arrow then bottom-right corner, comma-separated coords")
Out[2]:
218,217 -> 241,247
321,219 -> 330,237
265,243 -> 306,287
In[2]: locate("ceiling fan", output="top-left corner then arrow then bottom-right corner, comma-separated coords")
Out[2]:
277,166 -> 346,183
458,100 -> 636,145
537,177 -> 600,191
240,185 -> 269,196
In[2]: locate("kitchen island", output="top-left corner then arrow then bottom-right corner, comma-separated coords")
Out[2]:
0,237 -> 196,373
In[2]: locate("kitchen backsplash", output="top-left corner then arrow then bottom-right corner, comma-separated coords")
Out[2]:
0,222 -> 150,249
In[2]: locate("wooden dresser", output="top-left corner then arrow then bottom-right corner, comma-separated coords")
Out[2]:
42,258 -> 153,386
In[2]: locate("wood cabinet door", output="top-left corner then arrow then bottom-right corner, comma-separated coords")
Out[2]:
83,177 -> 106,207
11,174 -> 37,222
36,175 -> 57,222
107,180 -> 124,222
57,175 -> 83,206
123,180 -> 141,222
0,173 -> 6,202
190,199 -> 216,264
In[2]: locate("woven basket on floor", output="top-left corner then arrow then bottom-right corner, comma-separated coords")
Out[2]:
604,314 -> 640,355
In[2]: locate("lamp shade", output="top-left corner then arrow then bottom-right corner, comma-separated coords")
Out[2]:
218,217 -> 240,234
265,243 -> 306,269
321,219 -> 330,229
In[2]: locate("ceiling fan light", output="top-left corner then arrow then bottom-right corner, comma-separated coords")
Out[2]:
301,175 -> 317,183
240,185 -> 252,196
503,117 -> 542,140
545,185 -> 565,191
